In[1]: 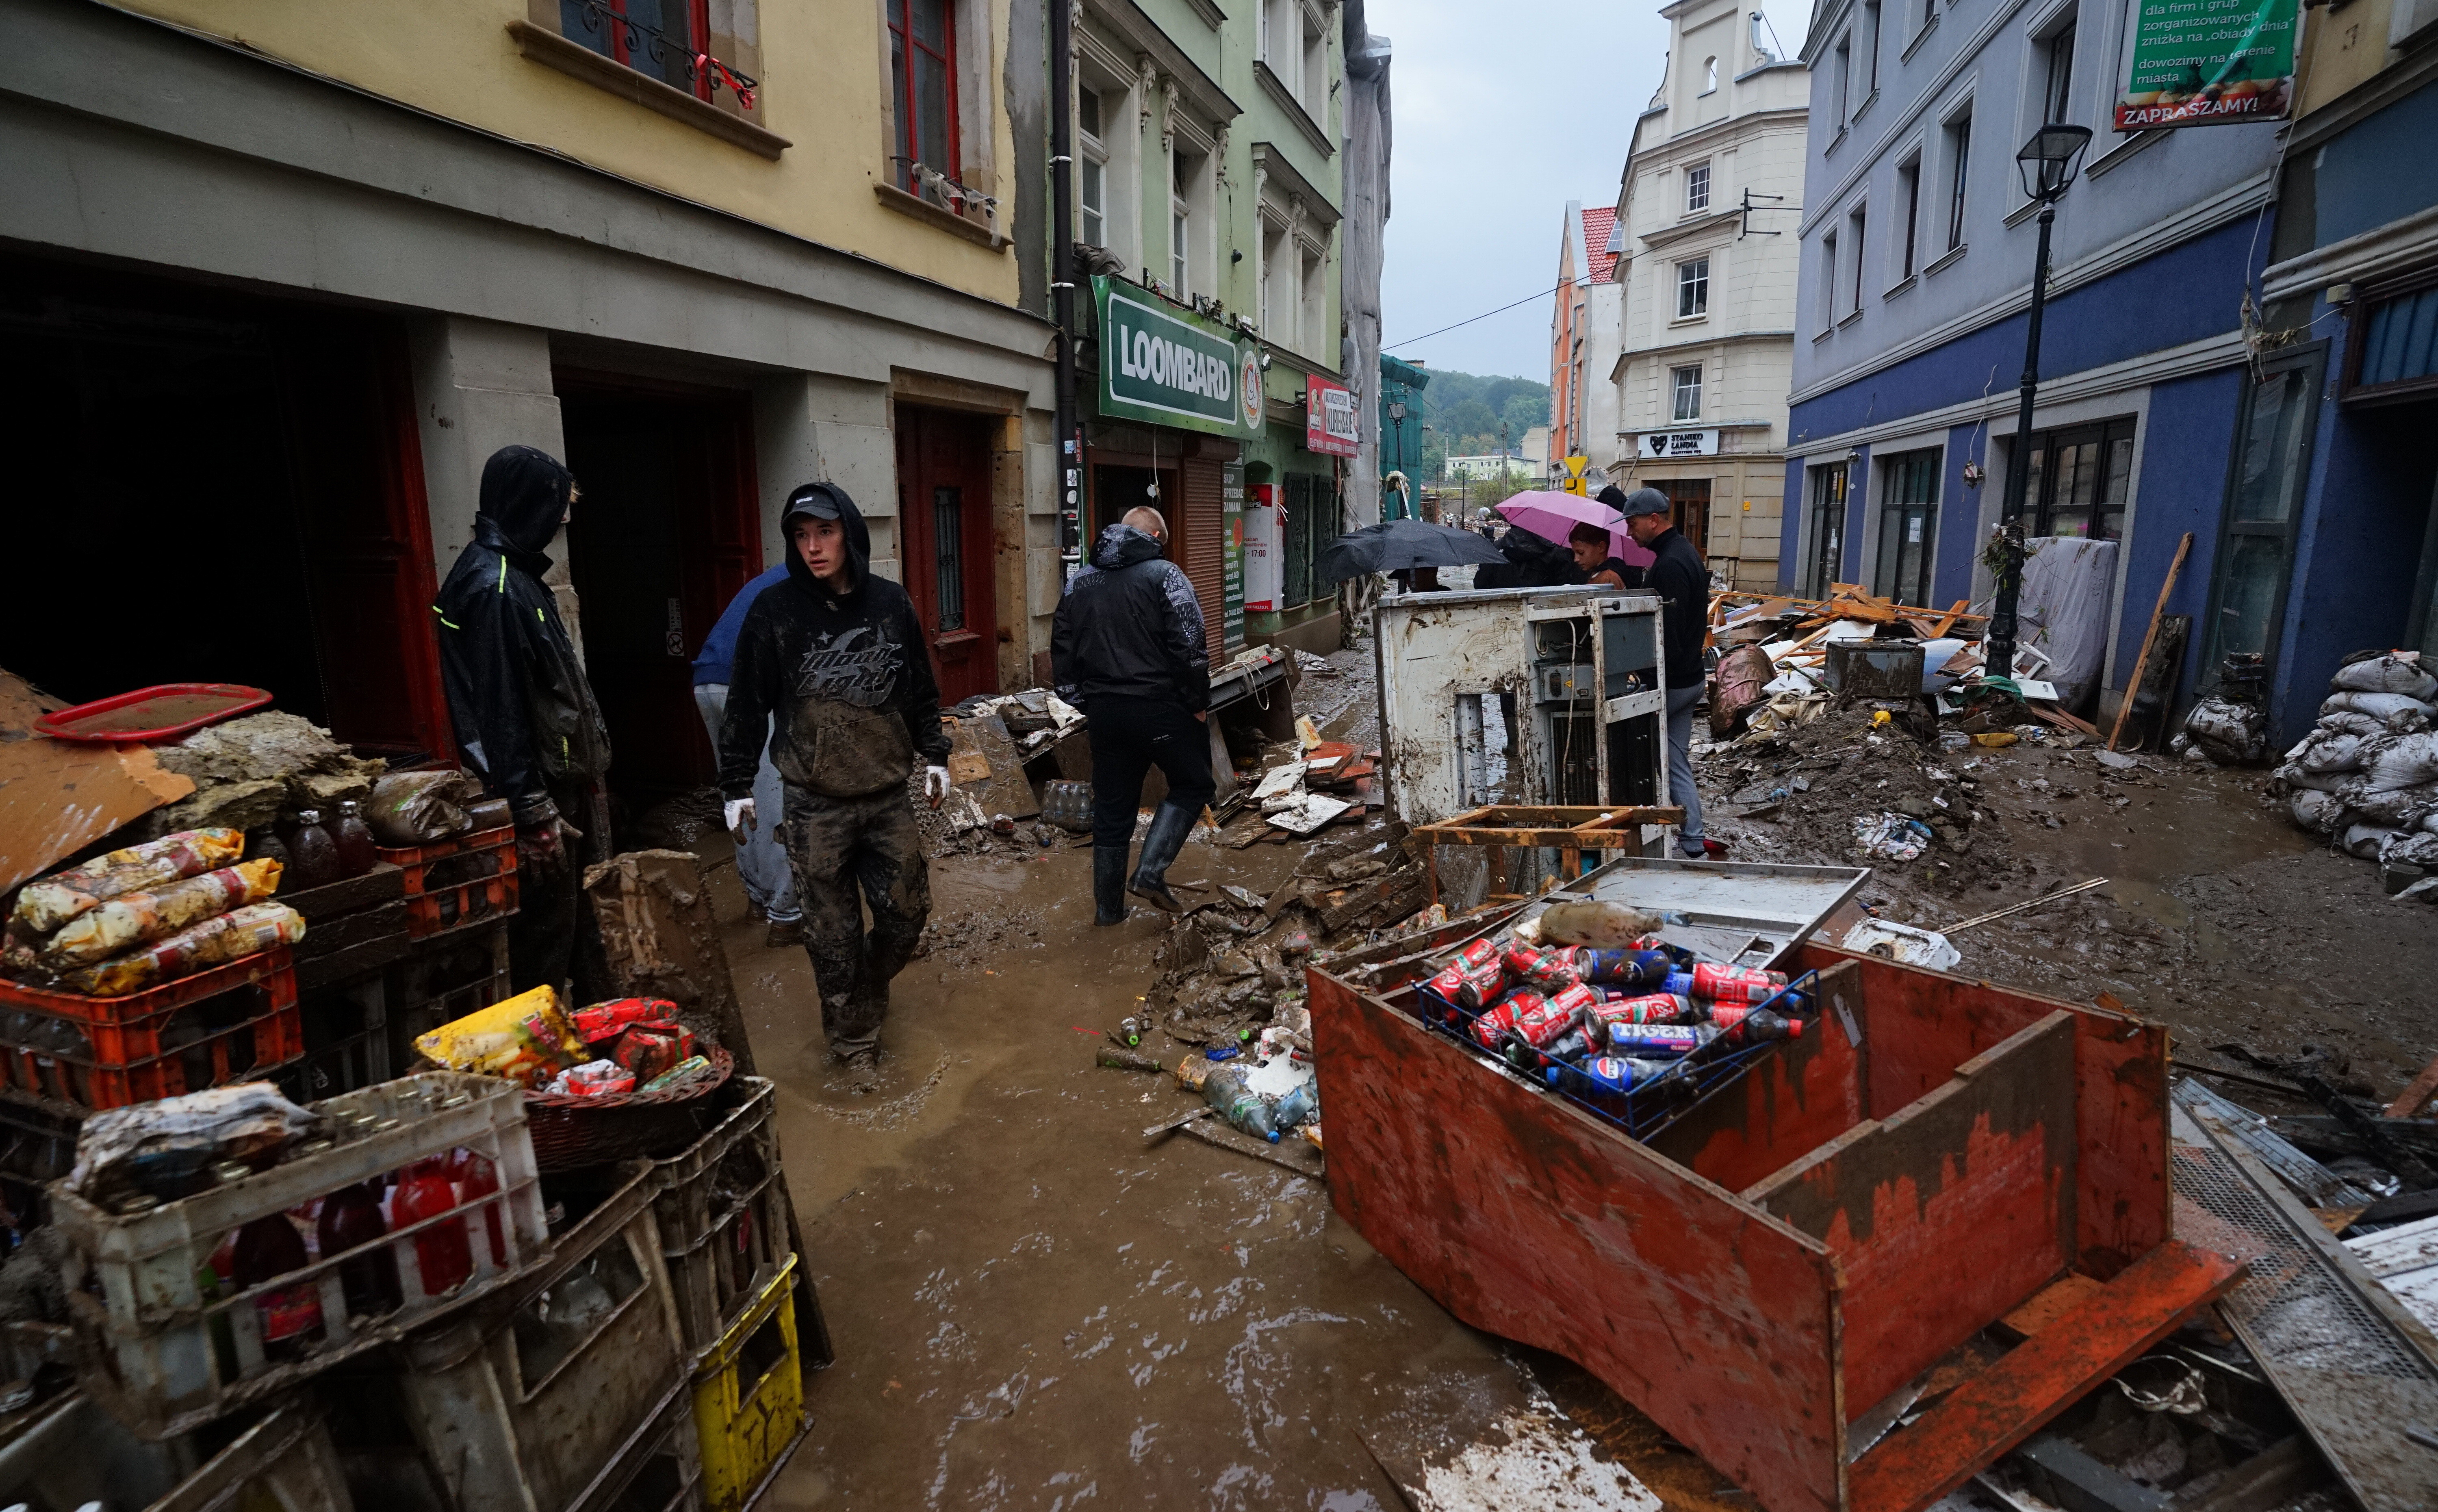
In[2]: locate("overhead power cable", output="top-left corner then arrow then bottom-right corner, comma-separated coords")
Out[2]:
1386,280 -> 1580,351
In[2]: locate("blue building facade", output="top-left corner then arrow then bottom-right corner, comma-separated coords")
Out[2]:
2250,43 -> 2438,747
1781,0 -> 2288,732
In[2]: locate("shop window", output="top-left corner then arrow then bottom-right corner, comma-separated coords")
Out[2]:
2020,417 -> 2134,540
1874,447 -> 1940,607
887,0 -> 959,193
1805,462 -> 1849,600
2200,349 -> 2324,685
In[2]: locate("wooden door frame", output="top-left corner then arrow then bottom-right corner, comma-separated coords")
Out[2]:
896,402 -> 1002,700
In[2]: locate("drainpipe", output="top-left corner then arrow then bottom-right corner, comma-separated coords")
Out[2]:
1051,0 -> 1081,572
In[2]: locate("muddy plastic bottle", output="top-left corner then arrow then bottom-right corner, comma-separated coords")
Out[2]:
1273,1082 -> 1317,1130
1707,1006 -> 1806,1045
231,1214 -> 325,1362
317,1180 -> 401,1318
392,1158 -> 472,1297
332,801 -> 378,878
286,811 -> 343,891
1202,1064 -> 1280,1143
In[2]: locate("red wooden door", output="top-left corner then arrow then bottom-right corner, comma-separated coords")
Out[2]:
894,406 -> 999,704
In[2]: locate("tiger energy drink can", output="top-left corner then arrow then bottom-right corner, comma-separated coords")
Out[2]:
1595,1022 -> 1716,1058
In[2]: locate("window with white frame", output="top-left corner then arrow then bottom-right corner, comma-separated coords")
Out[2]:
2040,14 -> 2079,125
1848,205 -> 1868,313
1943,108 -> 1971,252
1833,34 -> 1852,121
1261,221 -> 1292,343
1171,146 -> 1212,297
1078,86 -> 1107,247
1686,161 -> 1711,213
1300,244 -> 1325,358
1676,256 -> 1709,319
1818,231 -> 1839,330
1861,0 -> 1882,96
1671,364 -> 1703,422
1302,5 -> 1328,120
1896,154 -> 1922,279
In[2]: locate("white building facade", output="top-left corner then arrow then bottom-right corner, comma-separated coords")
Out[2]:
1609,0 -> 1810,588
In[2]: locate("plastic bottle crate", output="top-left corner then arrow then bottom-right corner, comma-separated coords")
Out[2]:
54,1070 -> 551,1438
650,1078 -> 792,1354
690,1254 -> 806,1512
0,947 -> 304,1114
387,1166 -> 691,1512
375,826 -> 519,939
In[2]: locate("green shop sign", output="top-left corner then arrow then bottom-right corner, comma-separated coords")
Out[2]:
2114,0 -> 2298,131
1094,276 -> 1262,437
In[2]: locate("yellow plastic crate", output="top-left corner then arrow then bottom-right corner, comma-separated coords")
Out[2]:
691,1252 -> 807,1511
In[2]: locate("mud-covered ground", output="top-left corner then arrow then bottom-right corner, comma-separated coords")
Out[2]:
1696,709 -> 2438,1098
707,636 -> 2437,1510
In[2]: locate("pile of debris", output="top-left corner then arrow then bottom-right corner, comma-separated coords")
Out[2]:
1145,818 -> 1432,1049
136,711 -> 387,838
2265,650 -> 2438,896
1210,725 -> 1383,848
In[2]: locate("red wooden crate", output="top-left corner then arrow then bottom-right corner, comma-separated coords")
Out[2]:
375,826 -> 518,939
1309,944 -> 2241,1512
0,947 -> 303,1112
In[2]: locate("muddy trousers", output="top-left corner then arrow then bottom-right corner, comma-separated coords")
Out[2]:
1086,697 -> 1216,850
781,782 -> 932,1059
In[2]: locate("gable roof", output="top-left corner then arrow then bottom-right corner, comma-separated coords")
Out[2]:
1582,205 -> 1619,284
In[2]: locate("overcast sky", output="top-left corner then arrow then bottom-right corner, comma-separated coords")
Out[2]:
1373,0 -> 1807,382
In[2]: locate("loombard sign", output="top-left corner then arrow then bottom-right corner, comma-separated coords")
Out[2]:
2115,0 -> 2298,131
1095,276 -> 1262,437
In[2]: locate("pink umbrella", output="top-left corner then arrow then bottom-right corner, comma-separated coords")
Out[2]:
1496,490 -> 1655,570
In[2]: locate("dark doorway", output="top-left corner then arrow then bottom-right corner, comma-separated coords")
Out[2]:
1652,477 -> 1713,558
1087,462 -> 1179,547
896,406 -> 1001,704
557,375 -> 761,816
0,254 -> 446,759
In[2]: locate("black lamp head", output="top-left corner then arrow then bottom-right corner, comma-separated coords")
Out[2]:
2016,124 -> 2094,203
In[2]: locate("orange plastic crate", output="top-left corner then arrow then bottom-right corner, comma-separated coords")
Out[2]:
375,826 -> 520,939
0,947 -> 303,1112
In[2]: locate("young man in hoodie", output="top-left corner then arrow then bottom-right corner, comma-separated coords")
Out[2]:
1051,507 -> 1213,925
433,445 -> 613,998
718,483 -> 952,1083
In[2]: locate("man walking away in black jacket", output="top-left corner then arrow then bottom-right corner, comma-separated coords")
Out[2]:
718,483 -> 952,1086
433,445 -> 612,998
1051,508 -> 1214,925
1616,487 -> 1722,859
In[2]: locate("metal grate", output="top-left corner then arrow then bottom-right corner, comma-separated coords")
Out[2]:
2171,1102 -> 2438,1510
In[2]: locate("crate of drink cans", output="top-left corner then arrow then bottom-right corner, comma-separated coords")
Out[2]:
53,1070 -> 549,1437
1410,918 -> 1817,1143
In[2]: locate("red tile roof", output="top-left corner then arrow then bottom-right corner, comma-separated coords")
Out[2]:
1582,205 -> 1620,284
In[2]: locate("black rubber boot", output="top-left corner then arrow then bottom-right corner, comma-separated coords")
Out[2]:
1092,845 -> 1131,925
1128,802 -> 1197,914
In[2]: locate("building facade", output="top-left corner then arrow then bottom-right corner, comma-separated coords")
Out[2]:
1782,0 -> 2286,728
4,0 -> 1058,818
1067,0 -> 1384,654
1550,201 -> 1625,478
1607,0 -> 1807,588
2249,3 -> 2438,744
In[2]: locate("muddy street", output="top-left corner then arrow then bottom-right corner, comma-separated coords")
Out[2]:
702,643 -> 2438,1511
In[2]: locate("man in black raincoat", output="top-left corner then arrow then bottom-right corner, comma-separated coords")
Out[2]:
433,445 -> 612,998
718,483 -> 951,1085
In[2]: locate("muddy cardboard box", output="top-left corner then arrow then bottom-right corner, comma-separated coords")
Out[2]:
1308,860 -> 2241,1512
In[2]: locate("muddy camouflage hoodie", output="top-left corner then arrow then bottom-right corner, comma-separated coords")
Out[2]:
718,483 -> 948,801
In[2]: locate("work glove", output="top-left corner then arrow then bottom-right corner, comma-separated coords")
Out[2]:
922,765 -> 952,809
724,798 -> 756,840
515,815 -> 579,879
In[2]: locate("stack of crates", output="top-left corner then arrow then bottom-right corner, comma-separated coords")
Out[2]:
54,1071 -> 550,1438
649,1079 -> 815,1510
0,946 -> 303,1115
377,826 -> 518,940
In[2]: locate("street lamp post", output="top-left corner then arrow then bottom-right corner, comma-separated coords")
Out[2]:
1984,123 -> 2094,687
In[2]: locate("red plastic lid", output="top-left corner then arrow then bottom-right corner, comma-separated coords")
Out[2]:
35,683 -> 272,744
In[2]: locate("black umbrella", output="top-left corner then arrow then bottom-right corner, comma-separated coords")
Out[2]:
1316,518 -> 1510,583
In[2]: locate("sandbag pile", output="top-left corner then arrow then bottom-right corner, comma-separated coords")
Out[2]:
2267,652 -> 2438,874
2,828 -> 304,996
